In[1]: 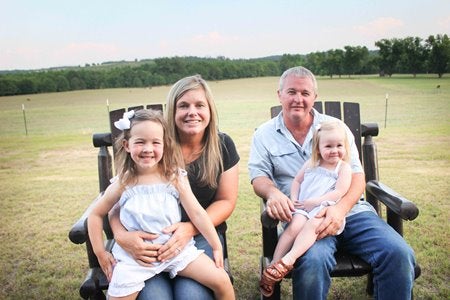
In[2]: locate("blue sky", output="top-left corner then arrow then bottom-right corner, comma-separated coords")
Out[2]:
1,0 -> 449,70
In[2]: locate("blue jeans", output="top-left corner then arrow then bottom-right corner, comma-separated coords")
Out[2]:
137,233 -> 224,300
291,211 -> 416,300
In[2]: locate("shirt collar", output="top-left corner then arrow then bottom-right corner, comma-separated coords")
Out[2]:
274,108 -> 319,147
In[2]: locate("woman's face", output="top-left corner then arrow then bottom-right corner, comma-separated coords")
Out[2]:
174,88 -> 211,138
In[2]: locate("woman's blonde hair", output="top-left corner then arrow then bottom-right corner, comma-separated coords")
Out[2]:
311,120 -> 350,166
165,74 -> 223,188
114,109 -> 183,186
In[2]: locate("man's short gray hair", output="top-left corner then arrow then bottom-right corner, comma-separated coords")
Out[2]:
279,66 -> 318,93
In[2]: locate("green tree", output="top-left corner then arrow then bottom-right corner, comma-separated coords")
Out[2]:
375,39 -> 396,76
279,54 -> 304,72
426,34 -> 450,78
55,75 -> 70,92
400,37 -> 427,76
17,78 -> 36,94
0,78 -> 18,96
343,46 -> 368,76
324,49 -> 344,78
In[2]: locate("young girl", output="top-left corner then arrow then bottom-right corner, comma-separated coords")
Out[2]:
259,120 -> 353,297
88,109 -> 234,300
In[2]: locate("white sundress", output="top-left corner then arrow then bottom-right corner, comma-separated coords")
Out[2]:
293,160 -> 346,234
108,183 -> 203,297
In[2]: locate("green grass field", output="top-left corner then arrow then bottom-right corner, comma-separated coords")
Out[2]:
0,75 -> 449,299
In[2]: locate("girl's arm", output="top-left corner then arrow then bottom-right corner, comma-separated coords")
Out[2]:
158,163 -> 239,262
303,161 -> 353,209
290,160 -> 310,202
87,181 -> 123,281
175,172 -> 224,268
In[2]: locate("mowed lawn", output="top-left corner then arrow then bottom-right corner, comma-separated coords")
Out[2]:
0,75 -> 448,299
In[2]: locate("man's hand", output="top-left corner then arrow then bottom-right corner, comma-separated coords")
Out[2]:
266,190 -> 295,222
315,205 -> 346,240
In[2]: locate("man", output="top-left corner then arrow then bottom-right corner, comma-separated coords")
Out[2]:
248,66 -> 416,299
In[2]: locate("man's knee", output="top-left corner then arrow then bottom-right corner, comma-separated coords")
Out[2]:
295,241 -> 336,271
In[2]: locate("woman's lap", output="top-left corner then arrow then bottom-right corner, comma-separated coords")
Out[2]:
137,233 -> 224,300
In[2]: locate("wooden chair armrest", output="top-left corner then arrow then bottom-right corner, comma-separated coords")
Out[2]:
69,194 -> 102,244
79,267 -> 108,299
366,180 -> 419,221
92,132 -> 112,147
361,123 -> 379,137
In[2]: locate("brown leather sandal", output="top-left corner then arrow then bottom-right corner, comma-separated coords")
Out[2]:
259,259 -> 293,297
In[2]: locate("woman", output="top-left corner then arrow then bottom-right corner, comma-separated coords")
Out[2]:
109,75 -> 240,299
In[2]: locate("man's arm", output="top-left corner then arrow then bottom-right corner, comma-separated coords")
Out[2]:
253,176 -> 295,222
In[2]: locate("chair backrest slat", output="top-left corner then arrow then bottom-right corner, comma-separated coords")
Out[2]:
343,102 -> 362,160
324,101 -> 341,119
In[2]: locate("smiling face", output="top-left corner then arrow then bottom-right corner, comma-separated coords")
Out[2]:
278,74 -> 317,122
123,120 -> 164,172
174,87 -> 211,138
317,128 -> 347,167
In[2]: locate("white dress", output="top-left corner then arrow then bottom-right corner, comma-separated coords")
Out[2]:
108,183 -> 203,297
293,160 -> 345,234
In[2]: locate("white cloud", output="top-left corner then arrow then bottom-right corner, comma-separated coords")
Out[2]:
353,17 -> 404,37
191,31 -> 240,45
437,15 -> 450,31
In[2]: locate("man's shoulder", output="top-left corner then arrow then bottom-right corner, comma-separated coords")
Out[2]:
255,117 -> 277,135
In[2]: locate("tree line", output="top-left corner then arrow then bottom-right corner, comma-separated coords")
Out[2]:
0,34 -> 448,97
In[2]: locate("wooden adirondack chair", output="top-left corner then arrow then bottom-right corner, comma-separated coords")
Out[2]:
68,104 -> 233,299
259,101 -> 421,299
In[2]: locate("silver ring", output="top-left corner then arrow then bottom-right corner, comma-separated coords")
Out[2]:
176,247 -> 181,253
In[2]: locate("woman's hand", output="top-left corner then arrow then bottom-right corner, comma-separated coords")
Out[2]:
114,230 -> 161,266
158,222 -> 196,262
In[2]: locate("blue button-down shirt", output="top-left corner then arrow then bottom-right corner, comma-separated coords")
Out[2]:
248,108 -> 374,217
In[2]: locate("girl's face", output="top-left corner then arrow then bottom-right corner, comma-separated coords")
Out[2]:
278,75 -> 317,122
123,120 -> 164,172
174,88 -> 211,138
318,128 -> 347,166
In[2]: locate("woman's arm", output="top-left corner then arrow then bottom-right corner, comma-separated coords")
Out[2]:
158,163 -> 239,261
109,202 -> 161,266
204,163 -> 239,227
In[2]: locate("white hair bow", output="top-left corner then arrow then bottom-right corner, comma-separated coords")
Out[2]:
114,110 -> 135,130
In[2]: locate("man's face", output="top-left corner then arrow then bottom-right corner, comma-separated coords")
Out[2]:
277,75 -> 317,122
